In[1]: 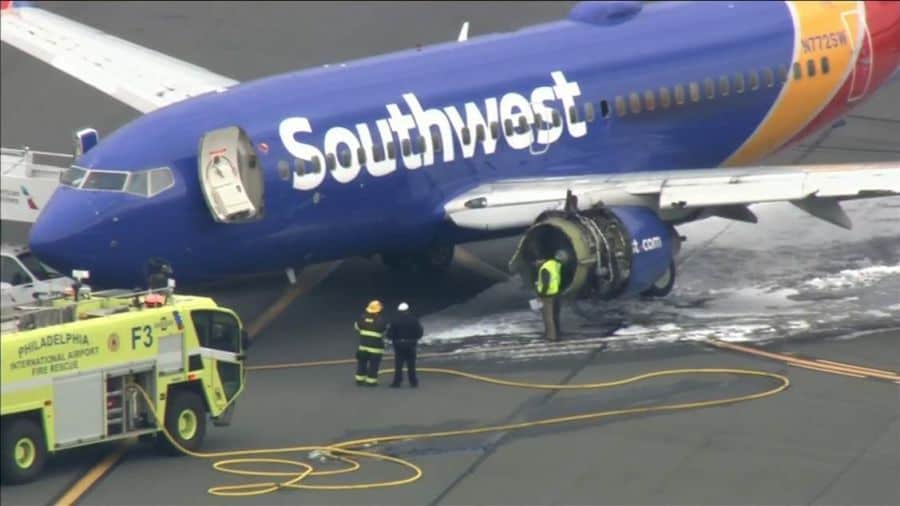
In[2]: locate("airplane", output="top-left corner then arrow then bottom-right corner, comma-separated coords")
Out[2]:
2,0 -> 899,305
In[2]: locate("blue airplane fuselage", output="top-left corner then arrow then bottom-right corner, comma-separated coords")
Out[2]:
28,1 -> 900,287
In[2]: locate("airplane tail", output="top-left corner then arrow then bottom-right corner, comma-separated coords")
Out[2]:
0,1 -> 31,11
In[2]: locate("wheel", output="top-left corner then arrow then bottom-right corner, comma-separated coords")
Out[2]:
641,261 -> 676,298
156,390 -> 206,456
1,417 -> 47,485
414,243 -> 454,273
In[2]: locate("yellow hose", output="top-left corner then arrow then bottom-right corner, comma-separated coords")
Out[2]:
136,361 -> 789,498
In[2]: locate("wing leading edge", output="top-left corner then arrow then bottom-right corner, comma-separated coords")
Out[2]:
0,4 -> 238,113
444,162 -> 900,231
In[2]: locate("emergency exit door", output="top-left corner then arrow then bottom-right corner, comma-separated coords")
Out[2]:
198,126 -> 265,223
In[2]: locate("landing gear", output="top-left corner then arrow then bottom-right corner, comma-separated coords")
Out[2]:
641,260 -> 676,298
381,244 -> 455,274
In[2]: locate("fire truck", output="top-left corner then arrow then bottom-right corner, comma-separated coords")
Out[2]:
1,276 -> 247,484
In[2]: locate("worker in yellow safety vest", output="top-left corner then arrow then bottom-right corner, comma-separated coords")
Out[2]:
354,300 -> 389,386
535,250 -> 567,341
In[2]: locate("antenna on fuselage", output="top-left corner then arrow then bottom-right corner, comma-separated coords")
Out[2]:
457,21 -> 470,42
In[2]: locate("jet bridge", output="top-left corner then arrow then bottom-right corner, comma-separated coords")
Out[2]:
1,146 -> 70,225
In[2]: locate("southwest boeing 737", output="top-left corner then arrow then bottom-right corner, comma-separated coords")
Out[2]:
2,1 -> 899,303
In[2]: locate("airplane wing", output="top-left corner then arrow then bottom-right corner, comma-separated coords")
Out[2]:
0,3 -> 238,113
444,162 -> 900,231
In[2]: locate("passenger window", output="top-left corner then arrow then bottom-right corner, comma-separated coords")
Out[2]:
357,146 -> 367,164
517,116 -> 529,134
401,139 -> 412,157
416,135 -> 426,153
490,121 -> 500,139
552,110 -> 562,127
628,92 -> 641,114
674,85 -> 685,105
643,90 -> 656,111
293,159 -> 305,177
734,72 -> 745,94
659,87 -> 671,109
568,105 -> 580,124
1,256 -> 30,286
748,70 -> 760,91
600,100 -> 610,118
475,124 -> 485,142
373,145 -> 385,162
764,67 -> 775,87
719,76 -> 730,97
689,82 -> 700,102
432,131 -> 443,152
504,118 -> 514,136
386,141 -> 396,160
534,113 -> 544,129
149,168 -> 174,196
126,171 -> 148,197
806,59 -> 816,77
792,62 -> 802,80
462,127 -> 472,145
704,78 -> 715,99
821,56 -> 830,74
777,64 -> 789,82
584,102 -> 595,122
338,148 -> 351,167
615,96 -> 627,117
310,156 -> 323,174
325,153 -> 336,171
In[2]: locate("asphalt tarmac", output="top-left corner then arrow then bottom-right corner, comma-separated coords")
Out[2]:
2,2 -> 898,505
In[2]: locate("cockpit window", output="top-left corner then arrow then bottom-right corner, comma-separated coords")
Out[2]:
126,171 -> 149,197
149,168 -> 175,196
61,167 -> 88,188
83,171 -> 128,191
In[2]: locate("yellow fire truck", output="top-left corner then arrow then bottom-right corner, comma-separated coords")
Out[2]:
1,278 -> 247,484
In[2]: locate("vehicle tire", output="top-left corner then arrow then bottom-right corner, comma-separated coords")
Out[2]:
1,417 -> 47,485
641,261 -> 676,298
156,390 -> 206,457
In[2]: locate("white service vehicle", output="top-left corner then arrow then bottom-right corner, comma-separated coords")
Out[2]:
1,244 -> 75,313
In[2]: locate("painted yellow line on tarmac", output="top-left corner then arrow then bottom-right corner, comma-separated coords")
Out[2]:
246,261 -> 341,338
54,438 -> 135,506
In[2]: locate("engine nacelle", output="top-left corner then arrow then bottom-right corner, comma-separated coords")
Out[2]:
509,206 -> 678,300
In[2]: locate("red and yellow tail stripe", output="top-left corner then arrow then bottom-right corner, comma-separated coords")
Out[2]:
725,1 -> 866,167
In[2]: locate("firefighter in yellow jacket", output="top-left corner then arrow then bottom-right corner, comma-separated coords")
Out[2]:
354,300 -> 389,386
536,250 -> 567,341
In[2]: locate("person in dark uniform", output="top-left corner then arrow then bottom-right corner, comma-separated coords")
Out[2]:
354,300 -> 388,386
388,302 -> 423,388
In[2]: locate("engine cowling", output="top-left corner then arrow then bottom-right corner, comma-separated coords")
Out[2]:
509,206 -> 678,300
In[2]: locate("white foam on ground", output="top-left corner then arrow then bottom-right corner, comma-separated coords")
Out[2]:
802,265 -> 900,290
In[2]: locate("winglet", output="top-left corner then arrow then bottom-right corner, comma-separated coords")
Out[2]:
457,21 -> 469,42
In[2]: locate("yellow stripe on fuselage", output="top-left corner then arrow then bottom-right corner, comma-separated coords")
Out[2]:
724,1 -> 865,167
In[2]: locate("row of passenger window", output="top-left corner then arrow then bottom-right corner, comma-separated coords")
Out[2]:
614,56 -> 832,117
291,56 -> 831,176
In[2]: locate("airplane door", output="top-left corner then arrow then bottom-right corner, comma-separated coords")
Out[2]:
198,126 -> 265,223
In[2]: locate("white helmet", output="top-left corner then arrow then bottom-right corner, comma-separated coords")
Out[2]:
398,302 -> 409,312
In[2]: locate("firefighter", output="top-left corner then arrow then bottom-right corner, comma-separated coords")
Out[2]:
354,300 -> 388,386
388,302 -> 423,388
536,250 -> 567,341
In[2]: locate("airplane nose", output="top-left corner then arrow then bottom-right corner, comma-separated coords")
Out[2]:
28,189 -> 97,275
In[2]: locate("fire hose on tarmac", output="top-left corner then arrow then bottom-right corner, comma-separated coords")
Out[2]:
134,356 -> 791,498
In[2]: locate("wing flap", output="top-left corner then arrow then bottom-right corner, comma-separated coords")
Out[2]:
1,6 -> 238,113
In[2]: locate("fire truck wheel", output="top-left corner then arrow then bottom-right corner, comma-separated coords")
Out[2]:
1,417 -> 47,485
158,391 -> 206,456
